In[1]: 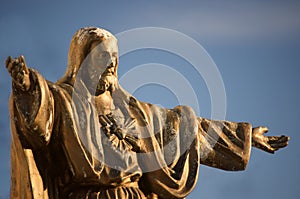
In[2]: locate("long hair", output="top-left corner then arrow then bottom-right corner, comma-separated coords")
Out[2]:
57,27 -> 117,86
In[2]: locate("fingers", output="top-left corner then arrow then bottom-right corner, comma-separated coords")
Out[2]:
272,142 -> 288,149
253,126 -> 269,136
5,55 -> 29,75
268,135 -> 289,144
261,143 -> 275,154
252,140 -> 275,154
18,55 -> 29,74
5,56 -> 17,74
5,55 -> 31,91
5,56 -> 12,69
18,55 -> 25,63
252,127 -> 290,153
268,135 -> 290,149
260,126 -> 268,134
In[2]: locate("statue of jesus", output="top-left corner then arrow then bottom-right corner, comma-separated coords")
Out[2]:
6,27 -> 289,199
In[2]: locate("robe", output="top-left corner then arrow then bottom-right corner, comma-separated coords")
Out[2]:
10,69 -> 252,199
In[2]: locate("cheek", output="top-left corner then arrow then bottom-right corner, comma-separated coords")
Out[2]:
89,61 -> 109,74
97,57 -> 112,67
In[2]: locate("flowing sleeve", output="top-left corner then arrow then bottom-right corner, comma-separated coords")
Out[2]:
10,69 -> 55,199
137,104 -> 200,199
198,118 -> 252,171
10,69 -> 55,149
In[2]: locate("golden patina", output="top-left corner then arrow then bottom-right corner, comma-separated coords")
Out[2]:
6,27 -> 289,199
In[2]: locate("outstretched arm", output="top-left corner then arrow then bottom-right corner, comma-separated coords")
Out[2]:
198,118 -> 253,171
6,55 -> 54,148
252,126 -> 289,153
198,118 -> 289,171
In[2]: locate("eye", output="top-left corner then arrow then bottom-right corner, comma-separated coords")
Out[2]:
92,51 -> 109,60
99,52 -> 109,59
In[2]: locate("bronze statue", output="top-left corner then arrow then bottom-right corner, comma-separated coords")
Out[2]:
6,27 -> 289,199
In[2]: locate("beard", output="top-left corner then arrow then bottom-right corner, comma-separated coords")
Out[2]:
82,63 -> 117,96
95,73 -> 116,95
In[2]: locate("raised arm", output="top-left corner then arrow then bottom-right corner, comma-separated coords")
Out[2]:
6,55 -> 54,148
6,56 -> 31,91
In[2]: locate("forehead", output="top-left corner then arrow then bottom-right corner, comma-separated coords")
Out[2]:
91,37 -> 118,53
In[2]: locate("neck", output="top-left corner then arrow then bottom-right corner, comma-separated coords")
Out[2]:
94,87 -> 114,115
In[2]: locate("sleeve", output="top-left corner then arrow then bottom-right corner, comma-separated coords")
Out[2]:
198,117 -> 252,171
10,69 -> 55,199
11,69 -> 55,149
138,105 -> 200,199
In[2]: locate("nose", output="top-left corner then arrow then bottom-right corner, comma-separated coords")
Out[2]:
109,58 -> 116,67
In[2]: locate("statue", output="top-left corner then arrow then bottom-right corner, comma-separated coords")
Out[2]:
6,27 -> 289,199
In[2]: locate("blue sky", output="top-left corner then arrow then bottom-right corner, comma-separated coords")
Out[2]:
1,0 -> 300,198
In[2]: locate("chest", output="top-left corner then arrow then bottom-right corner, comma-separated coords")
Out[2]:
94,91 -> 114,115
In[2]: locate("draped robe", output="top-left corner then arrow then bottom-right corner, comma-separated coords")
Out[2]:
10,67 -> 252,199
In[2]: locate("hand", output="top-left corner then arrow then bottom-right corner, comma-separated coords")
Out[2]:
5,55 -> 30,91
252,126 -> 290,154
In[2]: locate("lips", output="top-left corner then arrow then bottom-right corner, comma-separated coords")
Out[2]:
103,64 -> 115,75
103,70 -> 114,76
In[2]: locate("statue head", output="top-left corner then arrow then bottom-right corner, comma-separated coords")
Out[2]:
58,27 -> 118,92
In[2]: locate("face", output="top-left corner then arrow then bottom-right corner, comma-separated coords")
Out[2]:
87,37 -> 118,84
